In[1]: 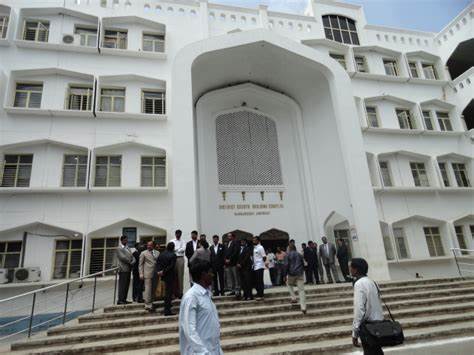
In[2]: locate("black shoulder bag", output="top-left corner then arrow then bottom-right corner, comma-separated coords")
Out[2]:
359,281 -> 404,348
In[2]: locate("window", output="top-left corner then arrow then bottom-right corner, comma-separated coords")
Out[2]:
100,88 -> 125,112
366,106 -> 379,128
382,234 -> 395,260
329,53 -> 346,69
408,62 -> 419,78
1,154 -> 33,187
216,111 -> 283,186
422,63 -> 438,80
89,237 -> 118,274
383,59 -> 399,76
424,227 -> 444,257
67,86 -> 93,111
422,111 -> 434,130
14,83 -> 43,108
438,162 -> 450,187
436,112 -> 452,131
393,228 -> 409,259
94,156 -> 121,187
322,15 -> 359,45
0,241 -> 22,268
142,33 -> 165,52
379,161 -> 393,187
75,26 -> 97,47
142,91 -> 165,114
355,56 -> 367,73
23,20 -> 49,42
452,163 -> 470,187
410,162 -> 430,187
141,156 -> 166,187
334,229 -> 352,259
62,155 -> 87,187
53,239 -> 82,279
0,15 -> 8,39
103,29 -> 127,49
122,227 -> 137,246
140,235 -> 166,246
396,109 -> 415,129
455,226 -> 468,254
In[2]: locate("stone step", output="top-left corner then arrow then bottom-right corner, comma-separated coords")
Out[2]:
19,313 -> 474,354
103,279 -> 474,313
78,286 -> 474,322
16,302 -> 474,351
47,298 -> 474,337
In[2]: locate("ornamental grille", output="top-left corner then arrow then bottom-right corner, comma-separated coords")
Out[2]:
216,110 -> 283,186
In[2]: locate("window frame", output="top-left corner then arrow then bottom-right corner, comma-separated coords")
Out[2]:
22,19 -> 50,42
74,25 -> 98,47
423,226 -> 445,257
365,106 -> 379,128
436,111 -> 453,132
141,90 -> 166,115
379,160 -> 393,187
100,87 -> 126,113
62,154 -> 88,187
408,61 -> 419,78
422,62 -> 438,80
94,155 -> 122,187
329,53 -> 347,70
140,156 -> 166,187
0,241 -> 23,268
103,28 -> 128,49
13,82 -> 43,109
66,85 -> 93,111
52,239 -> 83,279
393,227 -> 410,259
410,162 -> 430,187
422,110 -> 434,130
89,237 -> 119,275
354,56 -> 367,73
395,108 -> 415,130
438,162 -> 450,187
452,162 -> 471,187
1,154 -> 34,188
322,14 -> 359,45
454,226 -> 468,254
383,58 -> 399,76
142,32 -> 165,53
0,15 -> 9,39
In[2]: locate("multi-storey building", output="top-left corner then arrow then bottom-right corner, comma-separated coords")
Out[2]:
0,0 -> 472,284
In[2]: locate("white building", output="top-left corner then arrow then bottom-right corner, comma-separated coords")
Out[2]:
0,0 -> 472,285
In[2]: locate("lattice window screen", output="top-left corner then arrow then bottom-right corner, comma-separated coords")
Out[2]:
216,111 -> 283,186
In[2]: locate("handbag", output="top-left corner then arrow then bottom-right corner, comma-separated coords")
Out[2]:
359,281 -> 404,347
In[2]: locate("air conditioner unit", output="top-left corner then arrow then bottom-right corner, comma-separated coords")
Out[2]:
0,268 -> 9,284
13,267 -> 41,283
62,34 -> 75,44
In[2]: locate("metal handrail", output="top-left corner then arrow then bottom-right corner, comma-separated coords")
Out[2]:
451,248 -> 474,278
0,267 -> 118,304
0,267 -> 119,340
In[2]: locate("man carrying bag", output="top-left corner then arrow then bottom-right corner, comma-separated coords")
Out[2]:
351,258 -> 404,355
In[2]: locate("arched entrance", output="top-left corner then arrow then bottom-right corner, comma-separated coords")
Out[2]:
260,228 -> 289,252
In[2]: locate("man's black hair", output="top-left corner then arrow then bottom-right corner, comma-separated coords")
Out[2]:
351,258 -> 369,276
166,242 -> 175,252
200,240 -> 209,249
120,235 -> 127,242
190,259 -> 212,282
254,235 -> 261,241
212,235 -> 219,240
175,230 -> 182,236
191,230 -> 198,235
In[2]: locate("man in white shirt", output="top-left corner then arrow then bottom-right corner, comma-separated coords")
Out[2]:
252,235 -> 266,300
179,259 -> 223,355
351,258 -> 384,355
171,229 -> 186,298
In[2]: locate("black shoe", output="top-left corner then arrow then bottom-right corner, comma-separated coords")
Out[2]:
164,311 -> 175,316
124,300 -> 132,304
117,301 -> 126,305
137,299 -> 145,303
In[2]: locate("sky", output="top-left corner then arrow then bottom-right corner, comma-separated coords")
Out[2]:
212,0 -> 472,32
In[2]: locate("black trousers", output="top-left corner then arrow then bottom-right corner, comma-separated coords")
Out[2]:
132,270 -> 143,301
361,339 -> 384,355
306,263 -> 320,283
253,269 -> 264,298
338,258 -> 350,280
269,267 -> 277,286
118,271 -> 131,303
164,279 -> 174,314
239,269 -> 252,299
212,267 -> 225,295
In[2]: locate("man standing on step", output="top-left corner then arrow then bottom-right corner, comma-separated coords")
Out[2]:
337,238 -> 351,282
305,241 -> 320,284
252,235 -> 266,300
179,259 -> 223,354
351,258 -> 384,355
285,244 -> 307,314
224,232 -> 240,297
156,242 -> 177,316
319,236 -> 340,283
139,241 -> 158,312
210,235 -> 226,296
116,235 -> 136,305
171,229 -> 186,298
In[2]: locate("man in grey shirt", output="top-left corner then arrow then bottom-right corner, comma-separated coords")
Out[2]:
116,236 -> 136,304
285,244 -> 306,314
351,258 -> 384,355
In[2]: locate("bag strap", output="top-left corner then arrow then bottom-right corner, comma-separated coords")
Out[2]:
373,281 -> 396,322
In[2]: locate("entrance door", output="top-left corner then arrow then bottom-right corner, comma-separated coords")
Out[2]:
260,228 -> 289,252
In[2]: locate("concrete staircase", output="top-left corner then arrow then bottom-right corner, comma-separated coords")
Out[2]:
6,277 -> 474,354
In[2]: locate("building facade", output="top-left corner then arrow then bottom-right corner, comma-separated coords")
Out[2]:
0,0 -> 472,284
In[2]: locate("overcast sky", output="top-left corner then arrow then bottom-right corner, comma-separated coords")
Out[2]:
212,0 -> 472,32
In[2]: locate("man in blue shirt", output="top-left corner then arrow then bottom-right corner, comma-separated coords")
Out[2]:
179,259 -> 223,354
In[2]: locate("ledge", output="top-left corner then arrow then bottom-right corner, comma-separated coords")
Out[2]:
96,111 -> 167,120
99,47 -> 167,60
408,77 -> 449,86
0,38 -> 10,47
421,130 -> 465,137
0,187 -> 88,194
363,127 -> 423,135
388,256 -> 454,264
4,107 -> 94,118
15,39 -> 98,54
352,72 -> 410,83
373,187 -> 441,193
89,187 -> 168,192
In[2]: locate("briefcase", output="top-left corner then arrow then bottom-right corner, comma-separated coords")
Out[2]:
360,319 -> 404,347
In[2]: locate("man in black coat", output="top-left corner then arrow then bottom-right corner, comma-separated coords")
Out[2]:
156,242 -> 177,316
336,238 -> 351,282
132,242 -> 145,303
224,232 -> 241,296
185,230 -> 199,261
210,234 -> 226,296
236,238 -> 253,300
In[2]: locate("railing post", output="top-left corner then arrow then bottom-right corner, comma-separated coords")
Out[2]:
91,275 -> 97,313
113,270 -> 118,305
62,283 -> 70,324
452,248 -> 463,278
27,293 -> 36,338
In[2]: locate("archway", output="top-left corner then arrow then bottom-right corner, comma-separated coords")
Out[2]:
462,100 -> 473,130
260,228 -> 289,252
446,39 -> 474,80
